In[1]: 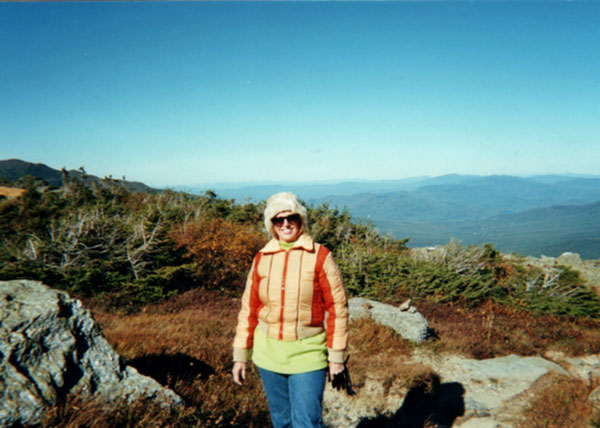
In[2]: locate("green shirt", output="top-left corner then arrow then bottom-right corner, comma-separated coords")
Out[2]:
252,328 -> 328,374
278,240 -> 295,251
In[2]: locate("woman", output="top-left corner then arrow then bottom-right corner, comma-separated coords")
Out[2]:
232,192 -> 349,428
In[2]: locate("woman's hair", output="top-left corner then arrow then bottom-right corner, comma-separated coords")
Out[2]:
264,192 -> 308,238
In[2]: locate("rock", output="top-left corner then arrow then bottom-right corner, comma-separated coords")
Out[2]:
410,352 -> 570,427
456,417 -> 502,428
0,280 -> 182,427
443,354 -> 568,412
322,352 -> 574,428
323,378 -> 391,427
557,252 -> 583,267
539,255 -> 556,267
564,354 -> 600,380
398,299 -> 412,311
348,297 -> 428,343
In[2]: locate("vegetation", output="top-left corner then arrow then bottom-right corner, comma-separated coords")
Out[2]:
2,173 -> 599,319
0,174 -> 263,305
519,374 -> 599,428
2,172 -> 600,426
42,290 -> 270,427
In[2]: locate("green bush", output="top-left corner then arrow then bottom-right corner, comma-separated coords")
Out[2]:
2,173 -> 599,319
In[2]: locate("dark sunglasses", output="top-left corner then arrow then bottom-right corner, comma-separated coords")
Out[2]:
271,214 -> 301,227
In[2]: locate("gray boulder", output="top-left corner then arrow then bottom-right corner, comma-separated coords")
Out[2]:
323,352 -> 573,428
348,297 -> 429,343
0,280 -> 181,427
437,354 -> 569,413
557,251 -> 583,267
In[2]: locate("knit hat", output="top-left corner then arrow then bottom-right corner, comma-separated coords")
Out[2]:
264,192 -> 308,238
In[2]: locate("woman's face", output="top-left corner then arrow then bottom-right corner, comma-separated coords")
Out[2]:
272,210 -> 302,243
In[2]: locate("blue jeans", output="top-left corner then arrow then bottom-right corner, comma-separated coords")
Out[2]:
257,367 -> 327,428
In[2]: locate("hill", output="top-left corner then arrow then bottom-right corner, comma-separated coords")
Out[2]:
187,174 -> 600,209
316,175 -> 600,221
5,161 -> 600,258
177,176 -> 434,202
379,200 -> 600,259
0,159 -> 65,186
189,174 -> 600,259
0,159 -> 156,193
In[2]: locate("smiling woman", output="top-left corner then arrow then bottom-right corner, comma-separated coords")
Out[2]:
271,211 -> 302,243
232,191 -> 351,428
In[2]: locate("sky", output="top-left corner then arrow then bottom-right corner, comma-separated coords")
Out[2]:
1,1 -> 599,188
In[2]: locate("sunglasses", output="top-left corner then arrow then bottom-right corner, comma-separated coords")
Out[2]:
271,214 -> 301,227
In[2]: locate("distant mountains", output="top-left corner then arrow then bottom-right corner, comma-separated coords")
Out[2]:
0,159 -> 155,193
186,174 -> 600,259
4,159 -> 600,259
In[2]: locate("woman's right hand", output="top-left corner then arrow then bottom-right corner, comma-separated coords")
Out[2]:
232,361 -> 247,386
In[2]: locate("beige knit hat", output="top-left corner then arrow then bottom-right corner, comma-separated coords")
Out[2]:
264,192 -> 308,238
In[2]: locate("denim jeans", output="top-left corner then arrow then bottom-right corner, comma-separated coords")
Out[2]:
257,367 -> 327,428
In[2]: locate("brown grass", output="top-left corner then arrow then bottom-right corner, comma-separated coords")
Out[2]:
345,317 -> 442,401
45,289 -> 270,427
42,290 -> 600,426
42,395 -> 191,428
519,375 -> 599,428
0,186 -> 25,199
418,299 -> 600,359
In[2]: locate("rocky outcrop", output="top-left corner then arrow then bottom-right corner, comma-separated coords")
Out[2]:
418,353 -> 568,426
325,296 -> 600,427
348,297 -> 429,343
0,280 -> 181,427
323,350 -> 599,428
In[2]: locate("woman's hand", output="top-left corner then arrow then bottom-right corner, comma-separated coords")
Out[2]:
232,361 -> 246,386
328,359 -> 355,394
328,362 -> 344,378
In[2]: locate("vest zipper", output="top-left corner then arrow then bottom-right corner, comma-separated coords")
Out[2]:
279,250 -> 290,340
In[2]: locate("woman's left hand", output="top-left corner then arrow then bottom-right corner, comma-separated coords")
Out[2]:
328,360 -> 354,394
328,362 -> 345,378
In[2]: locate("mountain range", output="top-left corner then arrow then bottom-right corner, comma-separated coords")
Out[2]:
185,174 -> 600,259
3,159 -> 599,259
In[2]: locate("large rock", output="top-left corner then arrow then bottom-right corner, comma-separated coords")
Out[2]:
348,297 -> 429,343
0,280 -> 181,427
323,352 -> 573,428
428,354 -> 569,416
557,251 -> 583,267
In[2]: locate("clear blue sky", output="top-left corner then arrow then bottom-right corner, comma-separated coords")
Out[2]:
1,1 -> 598,188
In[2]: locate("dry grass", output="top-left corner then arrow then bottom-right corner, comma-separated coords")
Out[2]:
42,395 -> 191,428
340,318 -> 450,428
347,317 -> 417,391
518,374 -> 599,428
45,289 -> 270,427
42,290 -> 600,426
0,186 -> 25,199
418,299 -> 600,359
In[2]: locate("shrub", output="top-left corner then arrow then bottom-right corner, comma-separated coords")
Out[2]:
171,217 -> 266,294
407,242 -> 600,319
505,263 -> 600,318
519,375 -> 598,428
